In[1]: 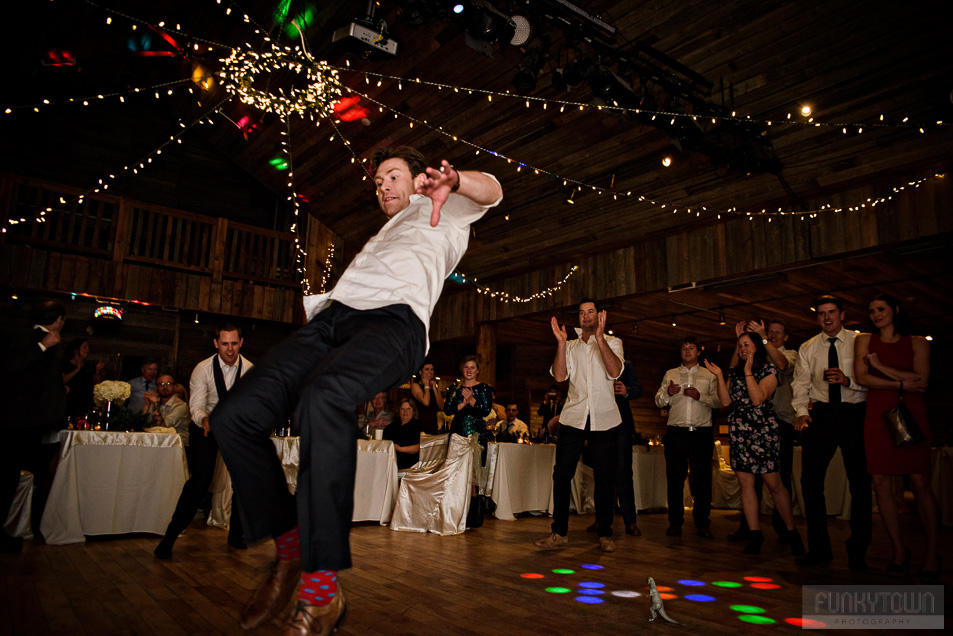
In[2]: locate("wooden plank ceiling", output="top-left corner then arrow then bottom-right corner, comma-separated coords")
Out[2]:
4,0 -> 952,349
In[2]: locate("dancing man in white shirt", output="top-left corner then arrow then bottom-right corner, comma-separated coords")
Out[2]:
535,298 -> 624,553
212,147 -> 502,635
654,337 -> 721,538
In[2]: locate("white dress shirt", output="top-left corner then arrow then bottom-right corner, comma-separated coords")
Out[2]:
189,354 -> 254,426
791,327 -> 866,418
772,346 -> 798,423
302,180 -> 502,353
552,329 -> 624,432
654,364 -> 721,429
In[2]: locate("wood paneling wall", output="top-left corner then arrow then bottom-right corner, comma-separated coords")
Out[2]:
432,173 -> 951,340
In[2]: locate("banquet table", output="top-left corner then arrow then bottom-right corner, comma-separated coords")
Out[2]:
484,442 -> 557,520
40,430 -> 188,545
210,437 -> 400,526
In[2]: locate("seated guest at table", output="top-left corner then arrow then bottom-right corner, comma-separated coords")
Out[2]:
154,323 -> 252,559
143,373 -> 192,442
538,384 -> 564,438
497,402 -> 529,442
173,382 -> 189,403
654,337 -> 720,538
125,357 -> 159,413
704,334 -> 804,556
1,300 -> 67,552
383,398 -> 423,470
854,294 -> 938,579
445,355 -> 493,528
410,362 -> 445,435
62,338 -> 106,418
358,392 -> 393,436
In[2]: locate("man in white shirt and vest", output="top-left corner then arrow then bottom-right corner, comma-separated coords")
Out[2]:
212,146 -> 502,635
154,323 -> 252,559
535,298 -> 624,554
791,295 -> 870,571
654,337 -> 721,538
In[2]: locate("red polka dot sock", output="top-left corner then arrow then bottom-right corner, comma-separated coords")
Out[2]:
298,570 -> 338,607
274,526 -> 300,561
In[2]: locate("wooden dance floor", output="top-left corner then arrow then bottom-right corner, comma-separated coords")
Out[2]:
2,507 -> 948,634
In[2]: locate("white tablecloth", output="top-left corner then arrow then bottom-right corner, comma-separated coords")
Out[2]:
485,443 -> 557,520
40,430 -> 188,545
210,437 -> 400,526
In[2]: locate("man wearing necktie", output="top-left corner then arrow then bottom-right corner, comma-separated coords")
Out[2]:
791,295 -> 870,571
154,323 -> 252,559
125,357 -> 159,413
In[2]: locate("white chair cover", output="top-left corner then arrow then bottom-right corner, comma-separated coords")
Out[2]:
4,471 -> 34,539
390,433 -> 481,535
418,433 -> 450,462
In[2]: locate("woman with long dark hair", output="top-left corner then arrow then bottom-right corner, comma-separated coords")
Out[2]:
62,338 -> 105,417
854,293 -> 938,579
704,333 -> 803,556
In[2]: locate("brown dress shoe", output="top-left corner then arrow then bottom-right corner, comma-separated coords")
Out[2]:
599,536 -> 616,553
241,559 -> 302,630
625,523 -> 641,536
282,591 -> 347,636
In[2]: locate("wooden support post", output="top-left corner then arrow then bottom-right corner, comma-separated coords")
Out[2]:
211,216 -> 228,283
476,322 -> 497,390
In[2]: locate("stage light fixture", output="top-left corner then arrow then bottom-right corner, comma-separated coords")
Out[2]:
512,39 -> 548,92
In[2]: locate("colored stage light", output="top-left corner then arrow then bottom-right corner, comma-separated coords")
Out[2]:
552,569 -> 574,574
739,615 -> 776,625
751,583 -> 781,590
611,591 -> 642,598
785,618 -> 827,628
659,593 -> 677,600
743,576 -> 773,582
575,596 -> 604,604
730,605 -> 766,614
712,581 -> 742,588
545,587 -> 571,594
654,585 -> 674,592
580,564 -> 604,570
677,580 -> 706,586
577,589 -> 604,595
684,594 -> 716,602
578,582 -> 605,589
520,573 -> 544,579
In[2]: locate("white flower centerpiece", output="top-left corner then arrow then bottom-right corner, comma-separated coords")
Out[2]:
93,380 -> 131,407
92,381 -> 130,430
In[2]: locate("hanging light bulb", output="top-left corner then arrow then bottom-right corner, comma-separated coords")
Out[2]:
719,312 -> 726,325
671,316 -> 677,326
567,190 -> 575,205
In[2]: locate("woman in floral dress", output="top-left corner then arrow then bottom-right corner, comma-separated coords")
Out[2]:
704,333 -> 803,556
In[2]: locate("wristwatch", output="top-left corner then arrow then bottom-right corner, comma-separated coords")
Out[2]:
762,338 -> 768,345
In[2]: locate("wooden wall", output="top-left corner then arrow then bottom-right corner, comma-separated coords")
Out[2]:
431,173 -> 952,339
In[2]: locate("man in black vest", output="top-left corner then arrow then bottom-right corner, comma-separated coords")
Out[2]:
154,323 -> 252,559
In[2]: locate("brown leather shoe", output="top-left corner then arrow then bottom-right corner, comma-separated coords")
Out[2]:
599,536 -> 616,553
534,532 -> 568,550
282,591 -> 347,636
241,559 -> 302,630
625,523 -> 641,536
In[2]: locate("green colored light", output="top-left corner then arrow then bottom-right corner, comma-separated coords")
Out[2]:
712,581 -> 743,588
545,587 -> 571,594
283,4 -> 317,38
552,568 -> 575,574
730,605 -> 766,614
739,615 -> 776,625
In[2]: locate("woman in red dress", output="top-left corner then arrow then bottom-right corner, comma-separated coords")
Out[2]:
854,293 -> 939,579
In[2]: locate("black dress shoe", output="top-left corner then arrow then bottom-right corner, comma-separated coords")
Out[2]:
696,527 -> 714,539
796,552 -> 832,567
726,528 -> 750,542
228,537 -> 248,550
665,525 -> 682,536
625,523 -> 641,537
885,547 -> 910,577
154,540 -> 173,560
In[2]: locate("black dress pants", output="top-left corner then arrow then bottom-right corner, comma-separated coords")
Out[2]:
663,426 -> 714,529
214,303 -> 425,572
800,402 -> 870,560
551,420 -> 618,537
616,425 -> 637,525
162,422 -> 244,545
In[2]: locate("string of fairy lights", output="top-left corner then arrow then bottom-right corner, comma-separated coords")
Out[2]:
3,2 -> 949,300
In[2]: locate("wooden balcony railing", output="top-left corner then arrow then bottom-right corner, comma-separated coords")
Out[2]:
3,176 -> 301,288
